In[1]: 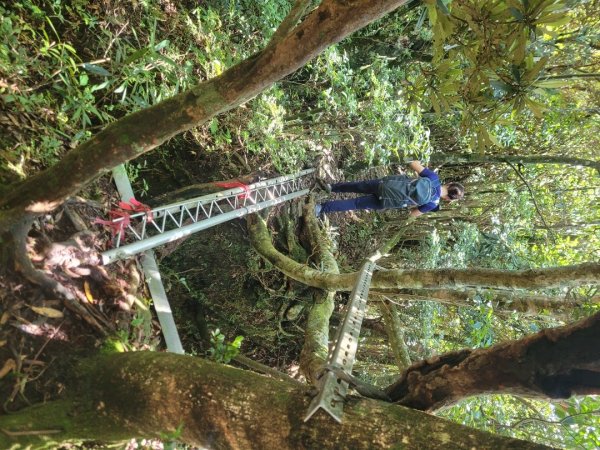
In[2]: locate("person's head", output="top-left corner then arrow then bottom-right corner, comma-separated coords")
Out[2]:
442,182 -> 465,202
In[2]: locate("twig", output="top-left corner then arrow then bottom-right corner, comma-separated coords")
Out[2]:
104,21 -> 130,58
233,354 -> 302,385
1,428 -> 63,436
505,160 -> 556,242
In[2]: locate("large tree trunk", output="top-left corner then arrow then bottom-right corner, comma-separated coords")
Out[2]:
0,352 -> 549,450
0,0 -> 412,232
385,311 -> 600,411
248,216 -> 600,291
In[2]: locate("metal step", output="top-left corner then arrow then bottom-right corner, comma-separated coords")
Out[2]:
101,169 -> 315,265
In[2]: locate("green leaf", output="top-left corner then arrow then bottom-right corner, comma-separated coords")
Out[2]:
154,39 -> 170,51
82,63 -> 111,77
535,12 -> 570,27
509,7 -> 524,20
524,97 -> 547,118
209,118 -> 218,134
79,72 -> 89,87
123,47 -> 150,64
522,56 -> 548,82
535,79 -> 568,89
490,80 -> 512,95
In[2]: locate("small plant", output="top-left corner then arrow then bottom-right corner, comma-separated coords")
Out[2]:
207,329 -> 243,364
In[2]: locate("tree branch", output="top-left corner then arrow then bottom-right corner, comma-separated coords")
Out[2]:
267,0 -> 314,47
248,218 -> 600,291
505,160 -> 556,242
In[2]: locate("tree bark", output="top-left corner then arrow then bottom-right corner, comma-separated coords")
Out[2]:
0,352 -> 550,450
385,311 -> 600,411
248,217 -> 600,291
298,198 -> 339,383
428,153 -> 600,174
373,288 -> 597,315
376,300 -> 412,371
0,0 -> 412,232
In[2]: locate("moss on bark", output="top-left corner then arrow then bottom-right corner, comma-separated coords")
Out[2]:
0,352 -> 550,449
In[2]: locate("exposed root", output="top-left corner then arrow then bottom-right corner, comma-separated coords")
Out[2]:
11,220 -> 108,336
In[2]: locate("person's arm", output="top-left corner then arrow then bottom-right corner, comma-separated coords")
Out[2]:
408,161 -> 425,175
409,208 -> 423,218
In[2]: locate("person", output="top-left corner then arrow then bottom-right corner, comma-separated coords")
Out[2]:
315,161 -> 464,217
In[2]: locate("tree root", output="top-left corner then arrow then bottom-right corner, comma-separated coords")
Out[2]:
11,220 -> 108,336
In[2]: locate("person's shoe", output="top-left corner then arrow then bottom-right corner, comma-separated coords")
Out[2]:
315,204 -> 323,217
316,178 -> 332,194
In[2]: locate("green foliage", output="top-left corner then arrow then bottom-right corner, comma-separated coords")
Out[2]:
440,395 -> 600,449
159,423 -> 185,450
402,0 -> 586,151
207,329 -> 244,364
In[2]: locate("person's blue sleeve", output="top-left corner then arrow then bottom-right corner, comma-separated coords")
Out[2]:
419,168 -> 439,182
418,202 -> 438,213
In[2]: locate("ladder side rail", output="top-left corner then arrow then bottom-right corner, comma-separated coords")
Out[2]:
139,168 -> 315,219
102,187 -> 311,265
107,169 -> 315,250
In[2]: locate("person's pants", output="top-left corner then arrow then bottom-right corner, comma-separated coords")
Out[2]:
320,179 -> 386,214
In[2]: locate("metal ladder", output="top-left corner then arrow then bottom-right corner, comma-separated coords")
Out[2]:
304,258 -> 377,423
101,168 -> 315,265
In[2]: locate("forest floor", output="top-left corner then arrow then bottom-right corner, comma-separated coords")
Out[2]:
0,133 -> 394,418
0,123 -> 408,414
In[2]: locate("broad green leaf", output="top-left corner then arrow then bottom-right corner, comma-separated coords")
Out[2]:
509,7 -> 524,20
430,93 -> 442,113
522,56 -> 549,82
490,80 -> 512,95
154,39 -> 170,51
525,97 -> 547,118
488,132 -> 502,147
209,118 -> 218,134
82,63 -> 111,77
124,47 -> 150,64
535,12 -> 570,27
535,79 -> 568,88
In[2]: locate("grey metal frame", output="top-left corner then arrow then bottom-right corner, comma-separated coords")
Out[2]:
111,164 -> 184,354
101,169 -> 315,265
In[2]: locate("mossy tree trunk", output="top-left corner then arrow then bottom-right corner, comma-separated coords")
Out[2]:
297,199 -> 340,383
0,0 -> 413,232
429,153 -> 600,173
373,288 -> 597,316
248,218 -> 600,291
376,300 -> 412,371
0,352 -> 550,450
